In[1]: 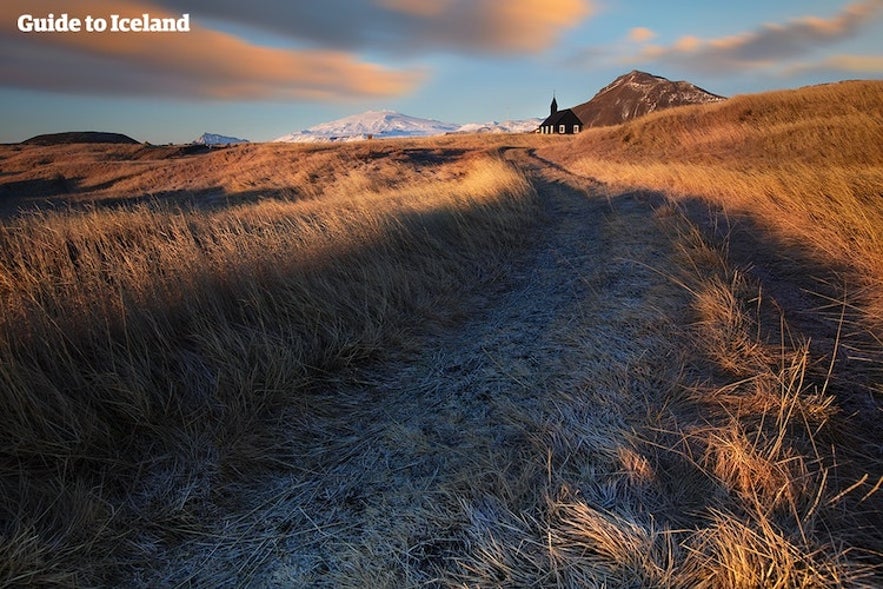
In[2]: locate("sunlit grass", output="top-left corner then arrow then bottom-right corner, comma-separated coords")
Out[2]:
550,80 -> 883,323
2,83 -> 881,585
0,148 -> 540,585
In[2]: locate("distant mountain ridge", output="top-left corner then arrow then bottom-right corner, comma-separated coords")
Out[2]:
274,110 -> 541,143
274,110 -> 459,143
22,131 -> 139,145
571,70 -> 726,128
193,132 -> 249,145
455,118 -> 543,134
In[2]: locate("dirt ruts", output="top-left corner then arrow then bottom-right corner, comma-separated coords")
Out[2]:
136,151 -> 695,587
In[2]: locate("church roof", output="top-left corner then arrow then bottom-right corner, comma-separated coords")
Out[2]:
540,108 -> 581,127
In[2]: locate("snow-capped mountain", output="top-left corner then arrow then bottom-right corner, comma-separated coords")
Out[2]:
274,110 -> 460,143
193,132 -> 249,145
455,119 -> 543,134
274,110 -> 542,143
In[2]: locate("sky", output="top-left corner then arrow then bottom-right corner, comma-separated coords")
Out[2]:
1,0 -> 881,143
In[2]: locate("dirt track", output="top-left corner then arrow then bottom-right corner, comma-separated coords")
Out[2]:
138,153 -> 696,586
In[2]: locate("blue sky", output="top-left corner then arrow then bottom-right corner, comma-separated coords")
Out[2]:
2,0 -> 881,143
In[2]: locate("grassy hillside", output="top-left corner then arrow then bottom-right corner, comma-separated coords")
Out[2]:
0,142 -> 541,585
2,90 -> 881,585
0,134 -> 557,214
543,80 -> 883,324
534,81 -> 883,587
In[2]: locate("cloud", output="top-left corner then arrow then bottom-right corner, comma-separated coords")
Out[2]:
0,0 -> 422,100
378,0 -> 454,18
147,0 -> 595,54
1,0 -> 594,100
784,54 -> 883,76
627,27 -> 656,43
632,0 -> 883,73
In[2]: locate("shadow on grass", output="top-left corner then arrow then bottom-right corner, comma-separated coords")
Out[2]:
0,185 -> 317,219
676,195 -> 882,421
0,169 -> 540,584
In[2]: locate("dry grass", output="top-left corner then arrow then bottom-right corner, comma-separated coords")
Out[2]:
2,99 -> 881,586
0,142 -> 541,585
416,172 -> 881,587
474,203 -> 879,588
654,212 -> 879,588
544,80 -> 883,324
525,82 -> 883,586
0,133 -> 558,213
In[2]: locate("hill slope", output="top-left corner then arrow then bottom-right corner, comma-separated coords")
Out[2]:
1,106 -> 880,585
22,131 -> 139,145
545,79 -> 883,322
571,70 -> 725,128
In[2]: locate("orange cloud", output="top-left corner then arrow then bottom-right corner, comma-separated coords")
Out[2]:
145,0 -> 594,54
673,35 -> 701,52
379,0 -> 453,18
787,54 -> 883,75
823,54 -> 883,71
627,27 -> 656,43
2,0 -> 596,99
633,0 -> 883,73
480,0 -> 594,52
1,0 -> 422,100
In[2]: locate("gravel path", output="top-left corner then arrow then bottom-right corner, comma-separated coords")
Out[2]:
144,151 -> 694,587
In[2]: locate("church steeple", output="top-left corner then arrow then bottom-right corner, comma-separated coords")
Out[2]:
550,92 -> 558,116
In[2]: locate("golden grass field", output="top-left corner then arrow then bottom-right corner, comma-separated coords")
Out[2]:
544,80 -> 883,325
1,81 -> 881,586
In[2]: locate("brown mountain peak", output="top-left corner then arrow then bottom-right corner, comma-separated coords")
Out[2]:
571,71 -> 726,128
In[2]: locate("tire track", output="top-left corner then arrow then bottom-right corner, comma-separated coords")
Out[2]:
140,150 -> 694,587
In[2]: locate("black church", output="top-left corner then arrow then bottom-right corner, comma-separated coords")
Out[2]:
537,96 -> 582,135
